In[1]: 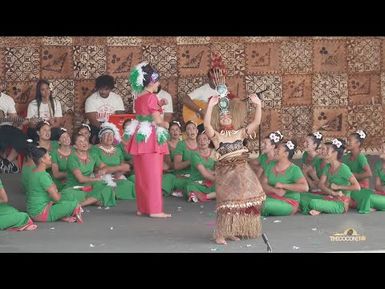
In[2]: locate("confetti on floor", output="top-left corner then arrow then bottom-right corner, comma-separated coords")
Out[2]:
292,246 -> 300,250
312,228 -> 317,231
104,207 -> 110,210
49,227 -> 55,230
90,243 -> 95,248
110,227 -> 114,230
273,220 -> 282,223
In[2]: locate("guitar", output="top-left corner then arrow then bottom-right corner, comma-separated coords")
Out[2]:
0,115 -> 43,127
182,99 -> 207,126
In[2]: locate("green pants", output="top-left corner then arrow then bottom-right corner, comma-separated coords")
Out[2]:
300,192 -> 325,215
47,200 -> 78,222
261,191 -> 300,216
351,189 -> 372,214
0,204 -> 30,230
115,179 -> 136,200
370,193 -> 385,211
307,198 -> 345,214
185,181 -> 215,199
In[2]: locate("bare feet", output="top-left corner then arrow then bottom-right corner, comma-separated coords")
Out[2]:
136,211 -> 143,216
149,212 -> 172,218
215,237 -> 227,245
309,210 -> 321,216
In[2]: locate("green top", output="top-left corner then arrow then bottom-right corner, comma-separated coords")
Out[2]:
50,148 -> 73,190
117,143 -> 132,161
374,160 -> 385,185
342,153 -> 369,174
65,153 -> 102,188
190,151 -> 215,181
0,178 -> 3,190
301,151 -> 324,179
90,145 -> 124,167
265,162 -> 304,194
173,140 -> 198,175
26,171 -> 55,217
21,164 -> 35,191
321,163 -> 354,196
258,153 -> 277,171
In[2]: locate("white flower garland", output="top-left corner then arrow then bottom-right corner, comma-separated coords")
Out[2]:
124,119 -> 139,139
137,121 -> 153,143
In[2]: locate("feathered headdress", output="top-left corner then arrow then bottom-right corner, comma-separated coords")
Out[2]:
129,61 -> 149,94
99,122 -> 121,144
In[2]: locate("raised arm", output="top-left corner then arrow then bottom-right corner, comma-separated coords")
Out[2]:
245,94 -> 262,135
204,96 -> 219,139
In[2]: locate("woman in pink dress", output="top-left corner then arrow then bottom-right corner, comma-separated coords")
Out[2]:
125,62 -> 171,218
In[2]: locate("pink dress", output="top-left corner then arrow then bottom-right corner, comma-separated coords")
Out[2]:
126,92 -> 169,214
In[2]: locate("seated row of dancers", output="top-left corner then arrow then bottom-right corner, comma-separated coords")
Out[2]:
1,118 -> 385,231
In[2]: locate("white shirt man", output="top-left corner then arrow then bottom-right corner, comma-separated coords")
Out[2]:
157,89 -> 174,123
188,83 -> 217,102
85,91 -> 125,123
0,92 -> 17,118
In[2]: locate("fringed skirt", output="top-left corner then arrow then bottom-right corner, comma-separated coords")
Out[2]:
215,153 -> 266,239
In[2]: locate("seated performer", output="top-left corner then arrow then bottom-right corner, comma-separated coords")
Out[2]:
301,139 -> 361,215
261,140 -> 309,216
25,146 -> 83,223
50,128 -> 73,191
0,177 -> 37,231
301,131 -> 324,192
90,122 -> 135,200
61,134 -> 117,208
185,131 -> 216,203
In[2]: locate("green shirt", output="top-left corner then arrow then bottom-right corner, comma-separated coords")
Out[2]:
21,164 -> 35,192
374,160 -> 385,185
90,145 -> 124,167
50,148 -> 73,190
321,163 -> 354,196
258,153 -> 277,171
342,153 -> 369,174
301,151 -> 324,179
190,151 -> 215,181
173,140 -> 198,175
265,163 -> 304,193
26,171 -> 55,217
117,143 -> 132,161
65,153 -> 101,188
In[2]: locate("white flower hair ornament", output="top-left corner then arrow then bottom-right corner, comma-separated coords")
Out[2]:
313,131 -> 323,140
275,130 -> 283,140
81,124 -> 91,131
286,140 -> 295,150
99,122 -> 121,143
171,121 -> 181,128
332,138 -> 343,149
269,133 -> 281,144
356,130 -> 366,139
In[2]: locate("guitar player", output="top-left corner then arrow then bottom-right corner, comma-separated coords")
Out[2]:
182,65 -> 237,133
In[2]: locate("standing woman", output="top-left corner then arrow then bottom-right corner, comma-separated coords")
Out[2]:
204,94 -> 266,245
125,62 -> 171,218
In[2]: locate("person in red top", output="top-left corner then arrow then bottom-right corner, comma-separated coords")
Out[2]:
125,62 -> 171,218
